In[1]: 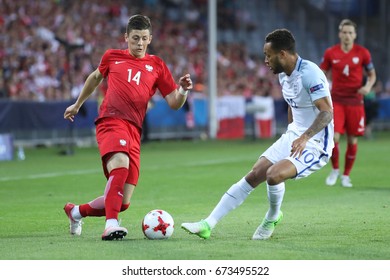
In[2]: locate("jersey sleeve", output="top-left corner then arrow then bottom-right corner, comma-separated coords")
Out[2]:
319,48 -> 331,71
98,50 -> 111,78
362,48 -> 375,72
155,59 -> 177,97
302,64 -> 330,102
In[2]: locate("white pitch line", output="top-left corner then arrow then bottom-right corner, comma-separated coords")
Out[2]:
0,169 -> 100,182
144,155 -> 255,170
0,155 -> 255,182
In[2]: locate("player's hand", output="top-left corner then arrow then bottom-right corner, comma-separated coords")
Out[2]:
290,135 -> 309,158
357,86 -> 370,95
64,104 -> 80,122
179,74 -> 193,91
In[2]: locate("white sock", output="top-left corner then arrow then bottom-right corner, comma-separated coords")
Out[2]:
71,205 -> 82,221
265,182 -> 285,221
205,177 -> 254,229
105,219 -> 119,229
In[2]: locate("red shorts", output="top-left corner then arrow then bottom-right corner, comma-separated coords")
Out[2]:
333,103 -> 365,136
95,117 -> 141,185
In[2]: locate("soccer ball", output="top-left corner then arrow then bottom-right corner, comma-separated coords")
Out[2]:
142,209 -> 174,239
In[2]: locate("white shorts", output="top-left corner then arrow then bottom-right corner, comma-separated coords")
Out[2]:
261,130 -> 332,179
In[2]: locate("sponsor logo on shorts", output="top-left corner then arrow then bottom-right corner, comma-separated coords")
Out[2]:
120,139 -> 127,146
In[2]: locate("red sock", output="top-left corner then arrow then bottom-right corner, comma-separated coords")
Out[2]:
331,142 -> 339,169
79,204 -> 106,217
104,167 -> 128,220
79,202 -> 130,217
120,203 -> 130,212
344,143 -> 357,176
79,196 -> 105,217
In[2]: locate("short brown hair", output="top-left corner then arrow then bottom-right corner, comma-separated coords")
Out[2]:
338,19 -> 357,31
126,15 -> 152,35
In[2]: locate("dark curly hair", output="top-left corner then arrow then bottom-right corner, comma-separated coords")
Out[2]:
265,29 -> 296,54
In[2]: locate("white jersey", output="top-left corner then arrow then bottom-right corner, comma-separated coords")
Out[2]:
279,56 -> 334,152
260,56 -> 334,178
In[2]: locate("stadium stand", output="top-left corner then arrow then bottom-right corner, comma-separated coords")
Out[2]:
0,0 -> 389,146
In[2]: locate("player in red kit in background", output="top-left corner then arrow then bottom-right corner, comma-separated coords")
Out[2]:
63,15 -> 193,240
320,19 -> 376,187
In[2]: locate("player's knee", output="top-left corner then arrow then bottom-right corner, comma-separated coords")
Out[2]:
266,167 -> 283,185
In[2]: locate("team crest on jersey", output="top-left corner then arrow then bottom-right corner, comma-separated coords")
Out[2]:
145,65 -> 153,72
352,57 -> 359,64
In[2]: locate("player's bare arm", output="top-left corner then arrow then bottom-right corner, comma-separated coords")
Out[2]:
322,69 -> 332,82
358,68 -> 376,95
64,69 -> 103,122
165,73 -> 193,110
290,96 -> 333,158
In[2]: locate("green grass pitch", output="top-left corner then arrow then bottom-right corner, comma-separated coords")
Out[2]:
0,134 -> 389,260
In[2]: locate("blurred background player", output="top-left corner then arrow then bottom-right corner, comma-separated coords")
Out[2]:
63,15 -> 192,240
320,19 -> 376,187
182,29 -> 334,240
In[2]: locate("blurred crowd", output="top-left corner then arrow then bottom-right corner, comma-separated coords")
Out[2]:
0,0 -> 285,102
1,0 -> 389,102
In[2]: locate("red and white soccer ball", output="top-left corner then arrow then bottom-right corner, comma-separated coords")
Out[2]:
142,209 -> 174,239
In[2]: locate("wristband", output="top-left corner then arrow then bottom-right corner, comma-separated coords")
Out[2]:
178,86 -> 188,96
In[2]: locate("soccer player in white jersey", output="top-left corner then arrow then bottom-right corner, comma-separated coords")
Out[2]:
182,29 -> 334,240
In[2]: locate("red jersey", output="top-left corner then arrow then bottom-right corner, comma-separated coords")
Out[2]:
97,49 -> 177,129
320,44 -> 374,105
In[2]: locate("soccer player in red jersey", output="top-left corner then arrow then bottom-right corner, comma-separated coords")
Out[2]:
320,19 -> 376,187
63,15 -> 193,240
